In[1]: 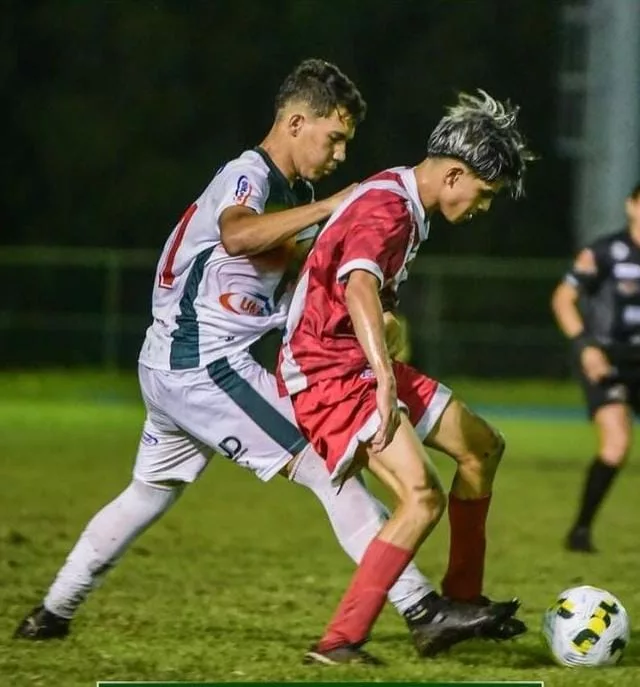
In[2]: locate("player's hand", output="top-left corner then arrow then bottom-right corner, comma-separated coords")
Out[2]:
372,372 -> 401,453
580,345 -> 613,383
322,183 -> 358,214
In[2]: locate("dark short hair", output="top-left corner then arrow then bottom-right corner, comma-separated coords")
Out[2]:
629,183 -> 640,200
274,58 -> 367,124
427,89 -> 535,198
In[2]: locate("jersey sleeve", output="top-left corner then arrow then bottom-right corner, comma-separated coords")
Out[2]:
335,193 -> 412,288
214,160 -> 270,220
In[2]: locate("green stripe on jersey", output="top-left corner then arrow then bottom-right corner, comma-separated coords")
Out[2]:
169,247 -> 214,370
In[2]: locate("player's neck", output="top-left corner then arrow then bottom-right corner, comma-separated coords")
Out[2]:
412,159 -> 442,213
257,130 -> 297,185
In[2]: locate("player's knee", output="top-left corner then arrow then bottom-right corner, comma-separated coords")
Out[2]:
599,442 -> 630,467
403,483 -> 446,532
488,428 -> 506,463
460,426 -> 505,472
472,425 -> 505,468
598,427 -> 631,466
137,478 -> 188,496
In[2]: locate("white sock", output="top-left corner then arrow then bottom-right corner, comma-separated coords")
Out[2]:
289,448 -> 435,614
44,480 -> 183,619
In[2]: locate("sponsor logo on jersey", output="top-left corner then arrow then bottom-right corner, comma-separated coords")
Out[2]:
219,292 -> 273,316
611,241 -> 630,261
623,305 -> 640,325
613,262 -> 640,279
234,175 -> 252,205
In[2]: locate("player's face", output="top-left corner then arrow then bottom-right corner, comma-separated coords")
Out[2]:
439,167 -> 502,224
292,106 -> 356,181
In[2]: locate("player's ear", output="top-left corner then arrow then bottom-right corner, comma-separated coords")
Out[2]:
288,112 -> 305,137
443,166 -> 464,188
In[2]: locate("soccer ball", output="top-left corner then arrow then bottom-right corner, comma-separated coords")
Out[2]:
542,585 -> 630,667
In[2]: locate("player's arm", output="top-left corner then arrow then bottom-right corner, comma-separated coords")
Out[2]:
551,248 -> 612,382
219,185 -> 355,257
345,270 -> 400,451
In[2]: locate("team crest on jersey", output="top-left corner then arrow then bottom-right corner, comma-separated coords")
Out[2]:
234,175 -> 252,205
219,292 -> 273,316
611,241 -> 630,261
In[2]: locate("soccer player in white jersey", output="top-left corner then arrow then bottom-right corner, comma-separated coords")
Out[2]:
15,61 -> 511,657
278,90 -> 535,665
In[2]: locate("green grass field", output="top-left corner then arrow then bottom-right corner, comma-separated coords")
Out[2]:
1,373 -> 639,686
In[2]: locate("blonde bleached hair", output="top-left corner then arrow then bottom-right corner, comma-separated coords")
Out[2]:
427,89 -> 535,198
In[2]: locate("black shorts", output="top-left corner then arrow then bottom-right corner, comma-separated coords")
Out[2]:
577,361 -> 640,419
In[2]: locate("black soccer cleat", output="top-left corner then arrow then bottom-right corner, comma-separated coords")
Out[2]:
405,593 -> 519,657
303,643 -> 384,666
565,526 -> 597,553
472,596 -> 528,640
481,615 -> 528,640
13,605 -> 70,640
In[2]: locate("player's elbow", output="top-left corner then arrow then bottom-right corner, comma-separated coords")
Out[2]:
219,207 -> 259,257
220,231 -> 246,257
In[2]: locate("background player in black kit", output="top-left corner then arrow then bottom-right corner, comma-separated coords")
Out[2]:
551,183 -> 640,553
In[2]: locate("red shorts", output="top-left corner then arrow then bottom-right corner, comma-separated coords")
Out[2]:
291,361 -> 451,485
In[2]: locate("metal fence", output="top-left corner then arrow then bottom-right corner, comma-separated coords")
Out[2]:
0,247 -> 570,378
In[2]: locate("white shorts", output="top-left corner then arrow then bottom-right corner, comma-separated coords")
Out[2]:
134,352 -> 308,484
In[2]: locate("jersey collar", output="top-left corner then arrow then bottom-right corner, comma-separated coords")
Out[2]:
254,146 -> 291,185
398,167 -> 429,240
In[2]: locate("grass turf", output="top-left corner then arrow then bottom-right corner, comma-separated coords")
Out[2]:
0,375 -> 638,686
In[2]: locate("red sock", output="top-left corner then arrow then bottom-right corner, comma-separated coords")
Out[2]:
441,493 -> 491,602
318,537 -> 413,651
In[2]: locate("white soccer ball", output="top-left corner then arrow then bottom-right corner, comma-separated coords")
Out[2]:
542,585 -> 630,667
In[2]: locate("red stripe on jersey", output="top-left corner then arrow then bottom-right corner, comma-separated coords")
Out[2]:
159,202 -> 198,289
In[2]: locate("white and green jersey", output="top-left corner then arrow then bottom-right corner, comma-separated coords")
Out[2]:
138,147 -> 317,371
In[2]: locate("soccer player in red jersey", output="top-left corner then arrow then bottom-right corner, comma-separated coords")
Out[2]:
278,90 -> 535,665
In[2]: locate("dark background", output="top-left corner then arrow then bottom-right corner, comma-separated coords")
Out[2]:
2,0 -> 569,255
1,0 -> 577,372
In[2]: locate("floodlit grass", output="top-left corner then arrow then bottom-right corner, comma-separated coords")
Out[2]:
0,374 -> 638,686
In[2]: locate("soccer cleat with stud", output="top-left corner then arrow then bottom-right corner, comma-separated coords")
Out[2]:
472,596 -> 528,640
303,643 -> 384,666
13,605 -> 70,640
405,594 -> 519,657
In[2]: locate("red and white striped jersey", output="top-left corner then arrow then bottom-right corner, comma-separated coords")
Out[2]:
278,167 -> 429,395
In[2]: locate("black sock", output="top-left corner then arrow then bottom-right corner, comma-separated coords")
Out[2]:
574,457 -> 620,530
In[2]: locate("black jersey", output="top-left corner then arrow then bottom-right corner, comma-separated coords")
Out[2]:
566,229 -> 640,357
